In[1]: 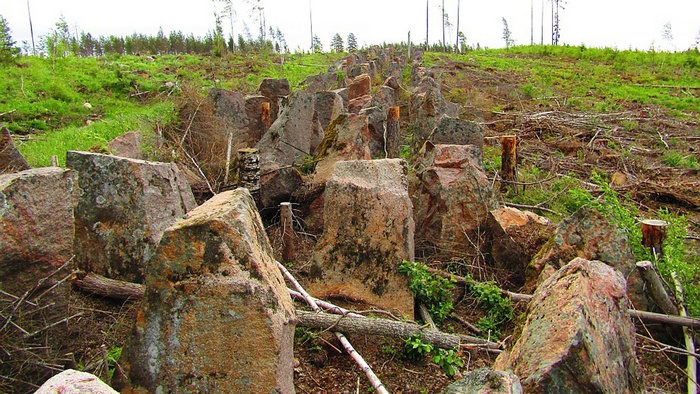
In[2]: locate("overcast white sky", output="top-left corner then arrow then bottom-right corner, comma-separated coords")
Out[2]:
2,0 -> 699,53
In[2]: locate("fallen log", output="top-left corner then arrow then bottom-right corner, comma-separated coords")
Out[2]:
73,271 -> 700,330
296,310 -> 501,352
73,272 -> 145,300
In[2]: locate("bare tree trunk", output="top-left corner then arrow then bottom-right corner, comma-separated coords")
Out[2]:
426,0 -> 429,47
455,0 -> 461,51
530,0 -> 534,45
441,0 -> 445,49
26,0 -> 36,56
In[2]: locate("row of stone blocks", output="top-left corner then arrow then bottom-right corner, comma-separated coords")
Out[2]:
1,150 -> 418,393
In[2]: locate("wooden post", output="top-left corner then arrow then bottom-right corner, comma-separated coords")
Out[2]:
386,106 -> 401,158
500,135 -> 517,193
280,202 -> 294,262
223,131 -> 233,185
641,219 -> 668,259
50,155 -> 59,167
261,101 -> 271,128
636,261 -> 679,316
237,148 -> 260,201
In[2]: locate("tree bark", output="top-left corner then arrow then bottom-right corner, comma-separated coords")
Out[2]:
636,261 -> 679,316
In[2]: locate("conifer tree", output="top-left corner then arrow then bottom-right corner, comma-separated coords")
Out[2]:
347,32 -> 358,52
330,33 -> 344,53
0,15 -> 18,62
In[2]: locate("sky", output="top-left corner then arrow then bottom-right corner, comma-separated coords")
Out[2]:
2,0 -> 699,53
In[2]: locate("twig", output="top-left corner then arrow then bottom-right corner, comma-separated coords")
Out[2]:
450,314 -> 483,336
181,149 -> 215,196
276,261 -> 390,394
24,312 -> 84,338
179,98 -> 205,147
0,109 -> 16,117
503,202 -> 562,216
637,333 -> 700,359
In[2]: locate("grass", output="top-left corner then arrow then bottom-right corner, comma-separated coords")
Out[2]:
2,51 -> 344,166
427,45 -> 700,115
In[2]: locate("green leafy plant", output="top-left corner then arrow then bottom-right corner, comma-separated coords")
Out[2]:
399,260 -> 455,324
432,348 -> 464,377
586,172 -> 700,316
403,333 -> 433,363
106,346 -> 122,382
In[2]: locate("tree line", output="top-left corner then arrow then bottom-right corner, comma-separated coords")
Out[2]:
0,13 -> 292,59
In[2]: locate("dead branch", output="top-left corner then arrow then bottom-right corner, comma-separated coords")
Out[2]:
636,261 -> 678,316
73,272 -> 145,300
417,303 -> 436,330
503,202 -> 562,216
275,261 -> 390,394
672,271 -> 698,394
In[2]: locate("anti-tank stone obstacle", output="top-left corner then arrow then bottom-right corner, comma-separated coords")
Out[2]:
307,159 -> 415,319
66,151 -> 196,283
124,188 -> 296,394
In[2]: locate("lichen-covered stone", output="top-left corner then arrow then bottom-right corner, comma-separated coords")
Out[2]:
443,368 -> 522,394
524,206 -> 648,310
107,131 -> 142,160
486,206 -> 554,286
314,90 -> 345,131
307,159 -> 415,318
0,125 -> 31,174
428,116 -> 484,152
410,77 -> 459,153
412,143 -> 498,255
0,167 -> 78,270
256,91 -> 322,168
67,151 -> 196,283
35,369 -> 118,394
494,258 -> 642,394
124,188 -> 296,394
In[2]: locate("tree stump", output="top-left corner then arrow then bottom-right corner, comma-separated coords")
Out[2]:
500,135 -> 517,193
641,219 -> 668,258
386,106 -> 401,158
280,202 -> 294,262
237,148 -> 261,201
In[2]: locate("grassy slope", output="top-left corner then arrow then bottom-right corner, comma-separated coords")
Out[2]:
1,51 -> 343,166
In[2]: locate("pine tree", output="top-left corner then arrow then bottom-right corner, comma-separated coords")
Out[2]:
0,15 -> 18,62
330,33 -> 344,53
502,18 -> 514,49
312,35 -> 323,53
347,32 -> 358,52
